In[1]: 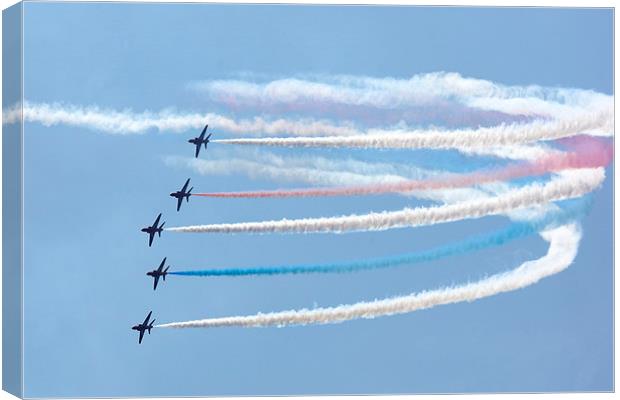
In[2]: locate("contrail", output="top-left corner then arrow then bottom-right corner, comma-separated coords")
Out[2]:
194,137 -> 612,199
165,168 -> 604,235
156,223 -> 581,329
169,198 -> 590,278
213,110 -> 613,150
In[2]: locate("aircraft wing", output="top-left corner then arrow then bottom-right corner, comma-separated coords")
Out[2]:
143,311 -> 153,326
153,275 -> 160,291
181,178 -> 190,192
194,143 -> 201,158
148,232 -> 155,247
153,213 -> 162,227
199,124 -> 208,140
138,329 -> 145,344
176,197 -> 183,212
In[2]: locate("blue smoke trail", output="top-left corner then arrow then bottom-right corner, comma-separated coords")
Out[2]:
171,196 -> 592,278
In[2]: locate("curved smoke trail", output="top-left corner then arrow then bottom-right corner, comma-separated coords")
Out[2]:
213,110 -> 612,150
166,168 -> 604,235
157,223 -> 581,329
169,197 -> 591,278
193,73 -> 613,123
194,136 -> 611,199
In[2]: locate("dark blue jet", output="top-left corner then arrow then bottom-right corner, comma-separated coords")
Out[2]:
141,213 -> 165,247
170,178 -> 193,212
189,124 -> 212,158
147,257 -> 170,291
132,311 -> 155,344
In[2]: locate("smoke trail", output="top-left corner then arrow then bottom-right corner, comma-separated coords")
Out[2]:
165,153 -> 505,206
169,198 -> 590,278
2,101 -> 361,137
6,100 -> 553,162
167,152 -> 559,220
6,101 -> 608,161
156,223 -> 581,329
166,154 -> 413,186
213,110 -> 613,150
194,137 -> 612,199
165,168 -> 604,234
193,72 -> 612,119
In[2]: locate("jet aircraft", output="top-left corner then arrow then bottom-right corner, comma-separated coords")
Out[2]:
141,213 -> 165,247
132,311 -> 155,344
170,178 -> 193,212
189,124 -> 212,157
147,257 -> 170,291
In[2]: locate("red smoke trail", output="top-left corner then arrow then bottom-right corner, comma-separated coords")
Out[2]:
194,136 -> 613,199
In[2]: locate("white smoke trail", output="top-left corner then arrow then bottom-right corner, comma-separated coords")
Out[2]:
2,101 -> 361,137
192,72 -> 612,119
166,168 -> 603,234
156,223 -> 580,329
3,102 -> 21,123
457,143 -> 563,161
4,101 -> 607,161
165,151 -> 449,184
4,101 -> 612,151
213,110 -> 613,150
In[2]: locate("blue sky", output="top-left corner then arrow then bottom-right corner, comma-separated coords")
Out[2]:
18,3 -> 613,397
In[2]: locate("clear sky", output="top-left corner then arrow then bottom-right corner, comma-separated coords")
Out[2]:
19,3 -> 612,397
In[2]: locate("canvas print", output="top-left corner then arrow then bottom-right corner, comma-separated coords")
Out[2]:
1,2 -> 614,398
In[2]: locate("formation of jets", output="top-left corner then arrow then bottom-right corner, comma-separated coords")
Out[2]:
133,123 -> 213,344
